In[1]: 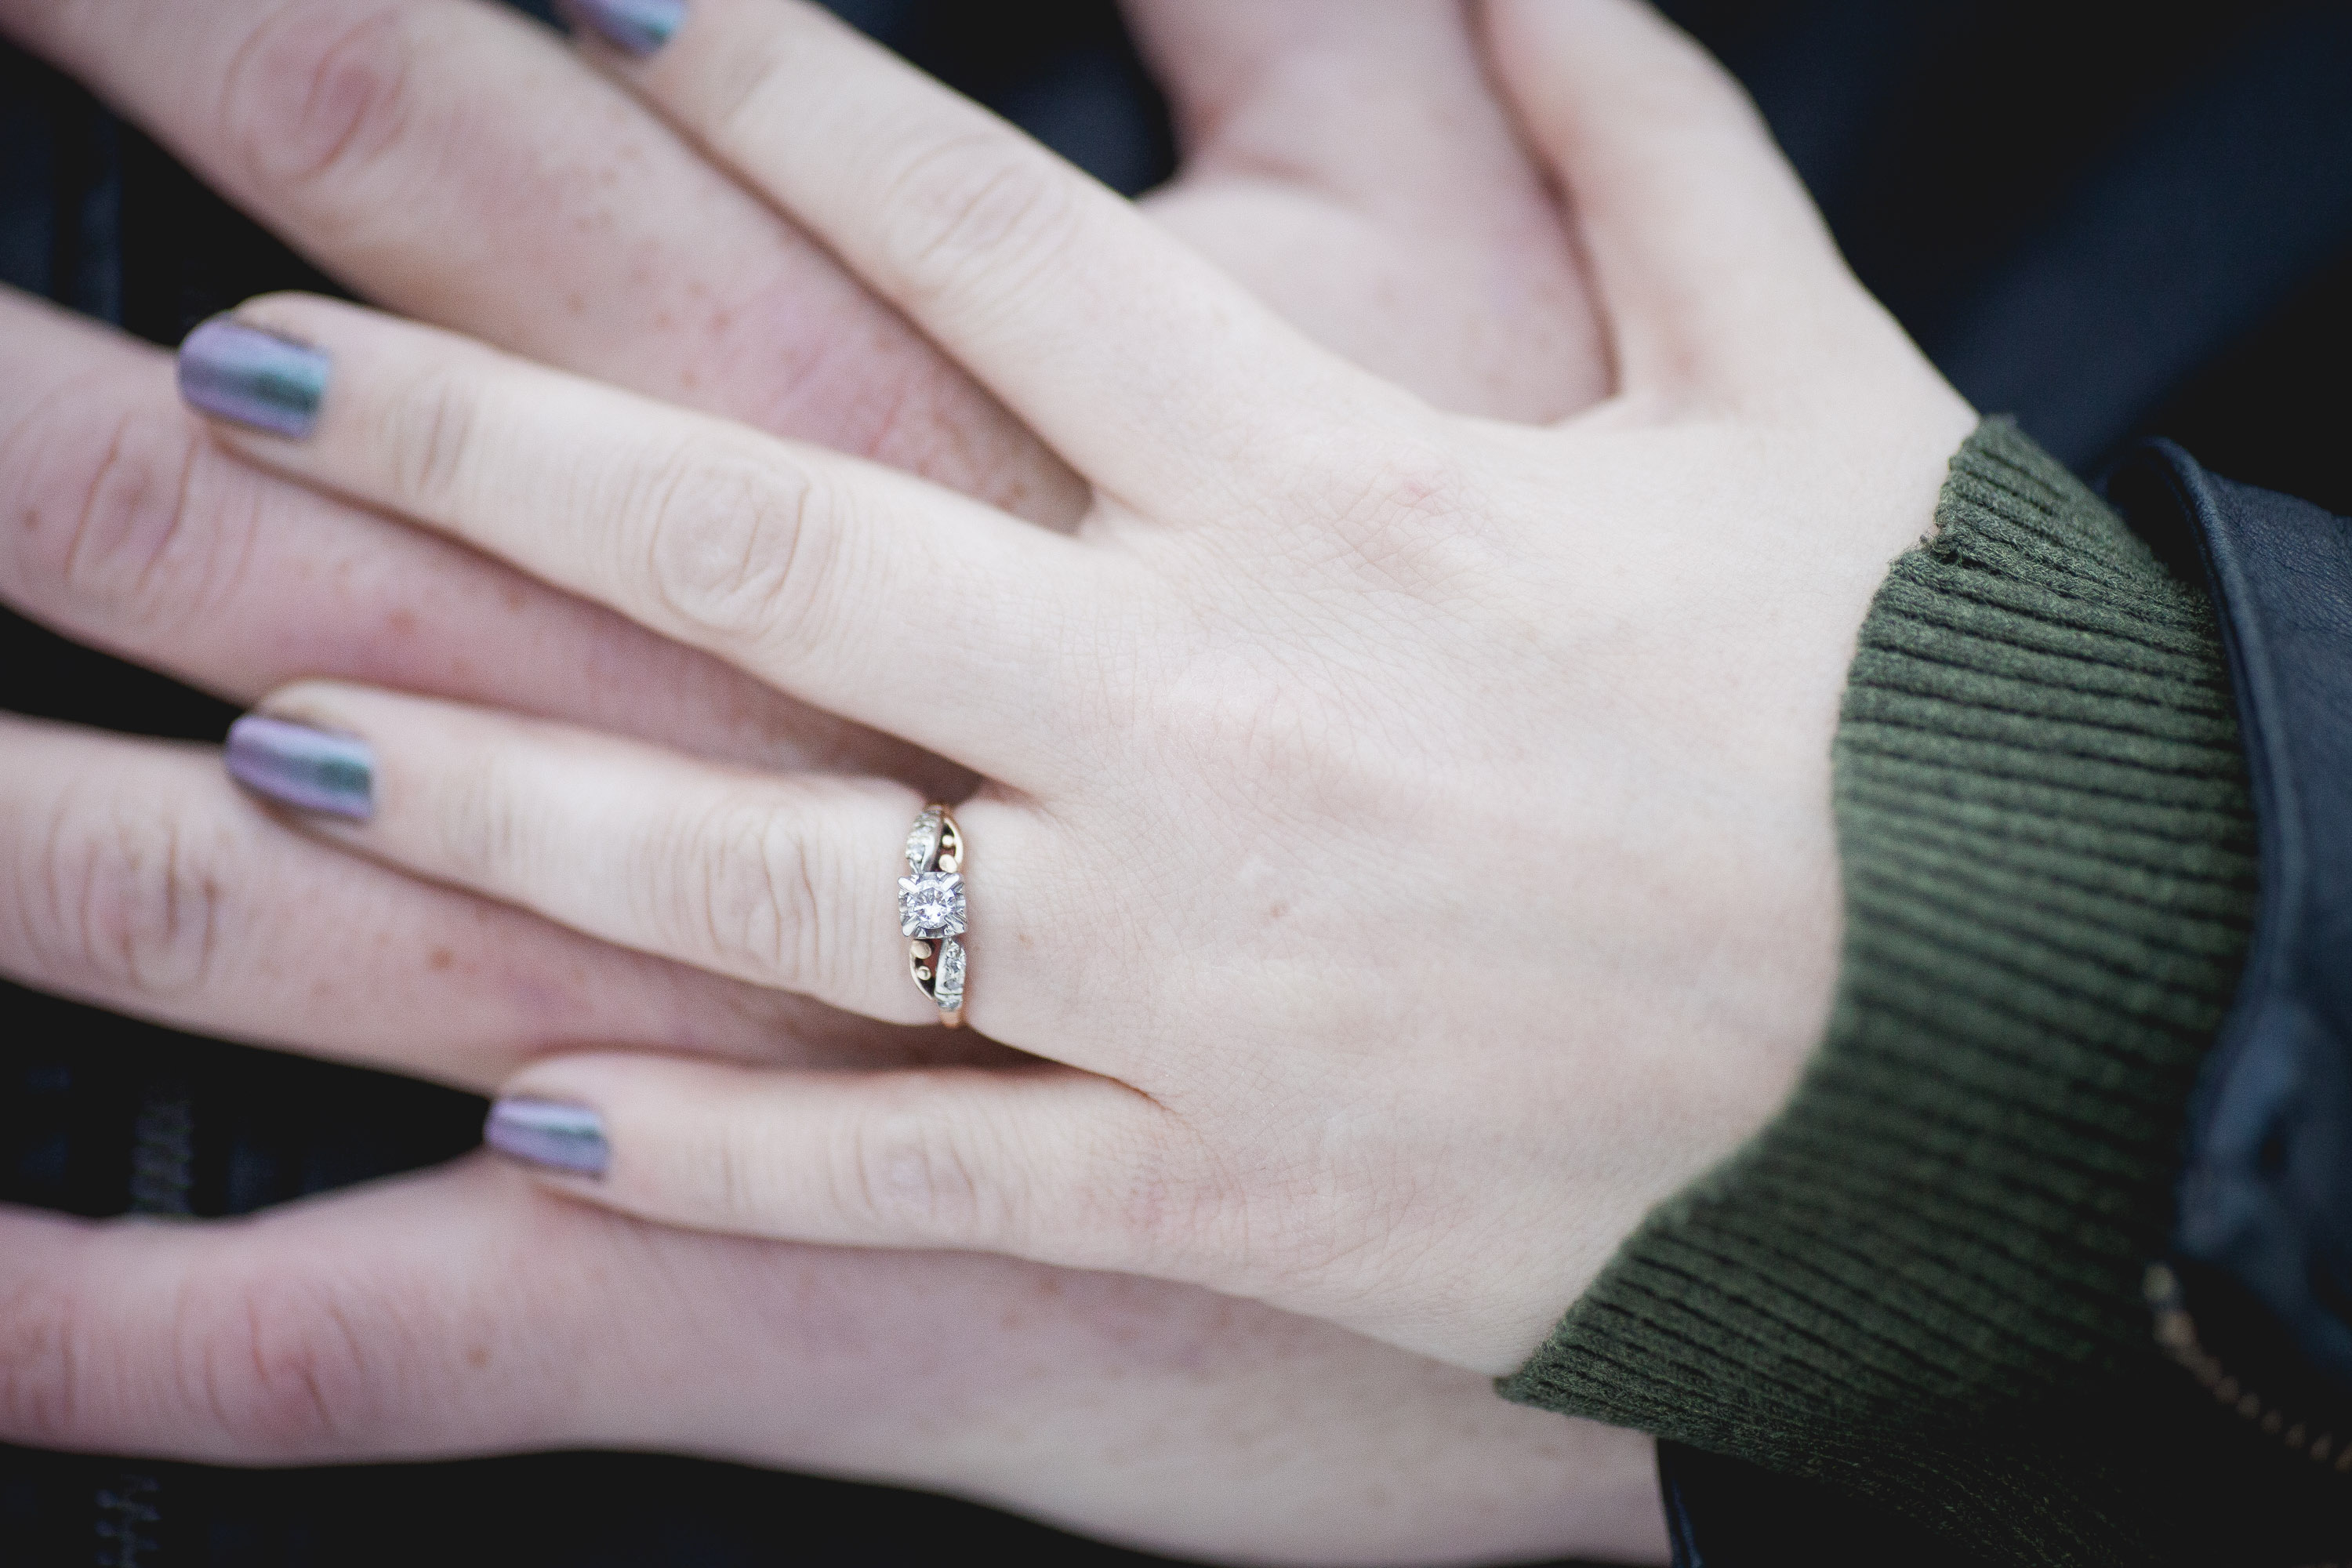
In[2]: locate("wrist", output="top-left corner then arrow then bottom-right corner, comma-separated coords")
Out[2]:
1502,419 -> 2259,1558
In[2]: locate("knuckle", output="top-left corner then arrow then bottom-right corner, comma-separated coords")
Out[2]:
0,376 -> 227,640
1319,437 -> 1483,544
872,133 -> 1078,310
841,1088 -> 995,1243
182,1272 -> 387,1453
222,2 -> 423,216
1280,434 -> 1504,595
26,789 -> 232,1002
430,746 -> 534,886
380,362 -> 484,510
638,445 -> 839,655
1147,649 -> 1334,786
657,797 -> 819,987
0,1279 -> 82,1448
756,810 -> 858,996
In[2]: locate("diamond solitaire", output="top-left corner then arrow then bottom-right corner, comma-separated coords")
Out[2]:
899,870 -> 967,938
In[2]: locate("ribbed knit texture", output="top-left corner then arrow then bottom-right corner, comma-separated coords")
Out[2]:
1502,423 -> 2288,1564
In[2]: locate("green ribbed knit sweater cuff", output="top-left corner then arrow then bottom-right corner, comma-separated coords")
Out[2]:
1501,421 -> 2264,1564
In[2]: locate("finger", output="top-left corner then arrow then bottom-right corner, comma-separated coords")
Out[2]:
0,713 -> 957,1092
1128,0 -> 1609,419
0,1163 -> 1664,1568
578,0 -> 1376,507
219,684 -> 988,1029
180,297 -> 1105,776
485,1052 -> 1174,1272
0,0 -> 1082,522
1136,0 -> 1546,224
0,287 -> 964,795
0,1162 -> 602,1462
1481,0 -> 1855,397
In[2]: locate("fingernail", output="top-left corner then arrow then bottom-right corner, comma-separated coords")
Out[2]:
485,1099 -> 610,1178
224,714 -> 376,821
177,317 -> 331,439
560,0 -> 686,56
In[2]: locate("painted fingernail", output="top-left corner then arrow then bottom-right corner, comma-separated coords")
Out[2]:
560,0 -> 686,56
485,1099 -> 610,1178
176,317 -> 331,439
224,714 -> 376,821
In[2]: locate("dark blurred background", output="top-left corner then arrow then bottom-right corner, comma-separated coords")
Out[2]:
2,0 -> 2347,1563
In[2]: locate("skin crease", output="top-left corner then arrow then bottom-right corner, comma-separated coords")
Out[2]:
0,0 -> 1670,1561
194,0 -> 1976,1385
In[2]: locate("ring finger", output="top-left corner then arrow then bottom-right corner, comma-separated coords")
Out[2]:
0,713 -> 959,1092
222,681 -> 1045,1036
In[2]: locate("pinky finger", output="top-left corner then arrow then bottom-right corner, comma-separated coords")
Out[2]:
482,1054 -> 1181,1268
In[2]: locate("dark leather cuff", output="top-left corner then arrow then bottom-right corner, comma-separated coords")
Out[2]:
2111,443 -> 2352,1475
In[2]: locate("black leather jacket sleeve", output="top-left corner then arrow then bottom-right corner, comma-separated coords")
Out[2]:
2117,443 -> 2352,1464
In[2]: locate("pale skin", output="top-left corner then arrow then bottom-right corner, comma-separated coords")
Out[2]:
192,0 -> 1974,1383
0,0 -> 1674,1560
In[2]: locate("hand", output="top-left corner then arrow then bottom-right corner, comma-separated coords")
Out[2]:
0,0 -> 1602,1053
2,1160 -> 1663,1563
185,0 -> 1978,1377
0,1 -> 1667,1559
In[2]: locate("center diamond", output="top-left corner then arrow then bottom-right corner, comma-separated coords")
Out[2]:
898,870 -> 967,938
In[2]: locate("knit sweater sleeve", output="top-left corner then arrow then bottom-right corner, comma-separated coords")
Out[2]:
1499,421 -> 2338,1564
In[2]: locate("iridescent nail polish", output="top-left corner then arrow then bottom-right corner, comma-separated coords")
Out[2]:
561,0 -> 686,56
485,1100 -> 610,1178
224,714 -> 376,821
177,318 -> 331,439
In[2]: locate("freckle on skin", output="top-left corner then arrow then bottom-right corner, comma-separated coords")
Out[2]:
20,507 -> 37,531
428,947 -> 455,971
502,586 -> 527,612
387,608 -> 416,637
465,1345 -> 490,1369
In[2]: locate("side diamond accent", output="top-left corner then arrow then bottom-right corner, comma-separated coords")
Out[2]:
905,811 -> 942,871
935,938 -> 965,1007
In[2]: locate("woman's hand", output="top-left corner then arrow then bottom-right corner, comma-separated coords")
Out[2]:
1,0 -> 1598,1073
189,0 -> 1977,1375
1,2 -> 1672,1559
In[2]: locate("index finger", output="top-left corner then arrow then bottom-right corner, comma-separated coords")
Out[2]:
0,0 -> 1083,522
578,0 -> 1379,511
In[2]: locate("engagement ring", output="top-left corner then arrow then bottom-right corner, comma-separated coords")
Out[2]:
899,804 -> 967,1026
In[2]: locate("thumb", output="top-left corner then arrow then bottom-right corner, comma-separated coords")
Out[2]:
1130,0 -> 1537,220
1482,0 -> 1852,397
1127,0 -> 1609,417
